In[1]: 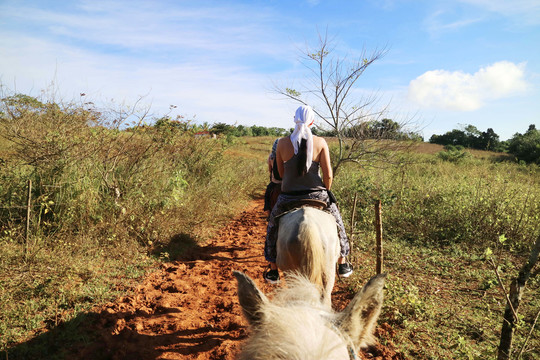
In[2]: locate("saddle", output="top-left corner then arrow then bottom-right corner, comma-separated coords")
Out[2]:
275,199 -> 328,220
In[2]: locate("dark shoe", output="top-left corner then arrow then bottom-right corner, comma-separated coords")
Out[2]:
338,263 -> 353,278
264,268 -> 280,284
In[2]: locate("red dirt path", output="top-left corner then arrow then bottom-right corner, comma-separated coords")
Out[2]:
76,198 -> 402,359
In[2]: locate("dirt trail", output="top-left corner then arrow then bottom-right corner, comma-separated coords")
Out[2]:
76,198 -> 401,359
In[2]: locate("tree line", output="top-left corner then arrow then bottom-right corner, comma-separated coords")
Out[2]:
153,116 -> 289,137
154,116 -> 421,141
430,124 -> 540,164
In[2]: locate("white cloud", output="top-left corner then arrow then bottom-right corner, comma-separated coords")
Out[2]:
458,0 -> 540,25
0,0 -> 292,60
425,10 -> 484,35
0,0 -> 303,128
408,61 -> 528,111
0,30 -> 296,128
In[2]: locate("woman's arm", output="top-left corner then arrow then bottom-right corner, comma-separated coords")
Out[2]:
276,138 -> 285,179
267,153 -> 273,173
319,139 -> 333,190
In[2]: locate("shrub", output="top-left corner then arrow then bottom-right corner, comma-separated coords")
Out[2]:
0,92 -> 265,242
333,157 -> 540,252
437,146 -> 471,163
0,91 -> 267,350
508,125 -> 540,164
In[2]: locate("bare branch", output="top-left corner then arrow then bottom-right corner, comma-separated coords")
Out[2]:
489,258 -> 519,322
273,31 -> 418,174
517,307 -> 540,359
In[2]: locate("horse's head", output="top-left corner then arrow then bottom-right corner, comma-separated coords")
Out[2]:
233,271 -> 386,360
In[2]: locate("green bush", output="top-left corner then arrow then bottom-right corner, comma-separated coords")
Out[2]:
333,156 -> 539,359
437,146 -> 471,163
0,92 -> 267,350
334,157 -> 540,252
508,125 -> 540,164
0,93 -> 265,243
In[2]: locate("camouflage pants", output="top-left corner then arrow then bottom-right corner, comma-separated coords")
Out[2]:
264,190 -> 350,263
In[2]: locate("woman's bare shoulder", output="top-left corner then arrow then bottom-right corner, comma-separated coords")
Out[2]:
313,135 -> 328,147
278,136 -> 292,144
277,136 -> 293,151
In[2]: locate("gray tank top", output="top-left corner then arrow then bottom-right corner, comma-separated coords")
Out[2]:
281,153 -> 326,193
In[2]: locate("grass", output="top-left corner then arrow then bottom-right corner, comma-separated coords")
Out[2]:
353,238 -> 539,359
0,95 -> 271,355
333,145 -> 540,359
1,107 -> 538,360
225,135 -> 277,161
1,163 -> 267,356
0,239 -> 155,352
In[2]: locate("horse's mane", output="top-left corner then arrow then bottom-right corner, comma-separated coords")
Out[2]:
271,272 -> 324,306
238,274 -> 351,360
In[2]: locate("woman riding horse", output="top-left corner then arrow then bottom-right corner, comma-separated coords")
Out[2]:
263,139 -> 281,216
264,105 -> 353,283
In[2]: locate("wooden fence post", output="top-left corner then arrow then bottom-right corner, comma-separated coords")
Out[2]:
497,235 -> 540,360
25,179 -> 32,258
349,193 -> 358,262
375,200 -> 383,274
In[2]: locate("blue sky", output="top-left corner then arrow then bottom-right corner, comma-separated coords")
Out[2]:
1,0 -> 539,140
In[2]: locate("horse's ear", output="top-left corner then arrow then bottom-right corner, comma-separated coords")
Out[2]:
336,273 -> 386,349
233,271 -> 268,325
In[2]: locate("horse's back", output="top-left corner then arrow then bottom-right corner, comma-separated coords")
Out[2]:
276,207 -> 339,304
278,207 -> 337,239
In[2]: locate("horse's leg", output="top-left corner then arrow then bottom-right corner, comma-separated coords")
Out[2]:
277,235 -> 302,272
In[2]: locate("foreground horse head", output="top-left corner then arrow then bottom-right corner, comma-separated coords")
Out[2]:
276,206 -> 340,306
233,271 -> 386,360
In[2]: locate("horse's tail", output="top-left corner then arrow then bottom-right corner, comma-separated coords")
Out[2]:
298,220 -> 326,290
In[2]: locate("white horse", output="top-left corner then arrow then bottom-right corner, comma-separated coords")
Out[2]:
276,204 -> 340,306
234,271 -> 386,360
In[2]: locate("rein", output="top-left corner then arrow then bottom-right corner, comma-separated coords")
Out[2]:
347,345 -> 359,360
328,322 -> 359,360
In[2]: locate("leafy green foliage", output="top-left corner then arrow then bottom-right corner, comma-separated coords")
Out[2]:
437,145 -> 472,163
0,92 -> 268,352
209,122 -> 288,137
285,87 -> 302,97
333,148 -> 539,359
151,117 -> 289,138
342,118 -> 423,141
508,124 -> 540,164
430,124 -> 504,152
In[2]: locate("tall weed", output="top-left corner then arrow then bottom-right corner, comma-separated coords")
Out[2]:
334,157 -> 539,252
333,153 -> 540,360
0,92 -> 266,350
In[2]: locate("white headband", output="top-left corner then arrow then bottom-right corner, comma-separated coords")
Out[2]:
289,105 -> 314,171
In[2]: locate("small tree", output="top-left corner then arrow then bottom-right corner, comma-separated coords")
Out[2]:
274,32 -> 417,174
463,124 -> 482,148
479,128 -> 500,151
430,129 -> 468,147
210,122 -> 235,135
508,125 -> 540,164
